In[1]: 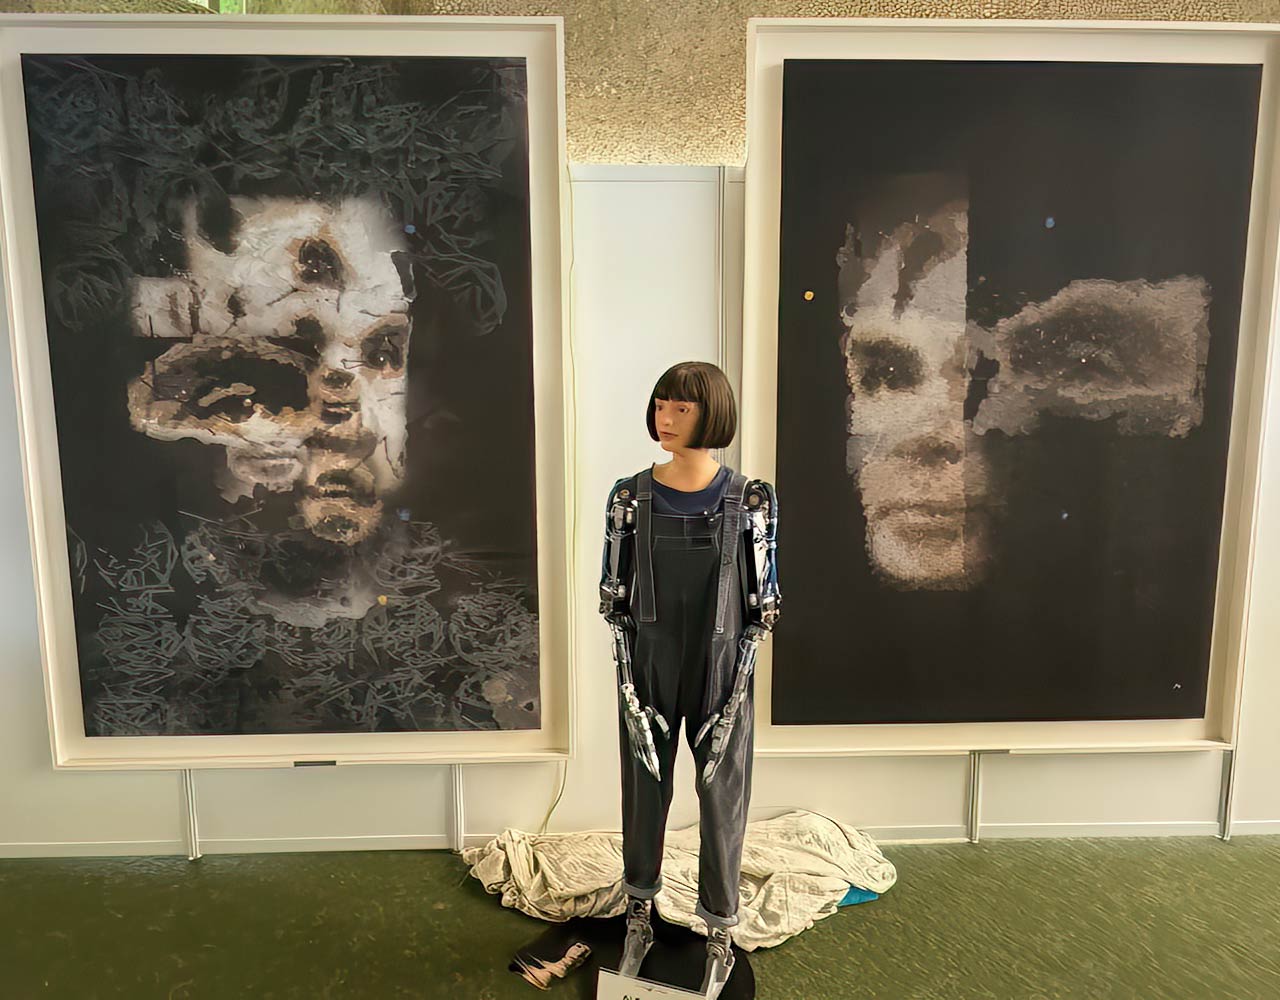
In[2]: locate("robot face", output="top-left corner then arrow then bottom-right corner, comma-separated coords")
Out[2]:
126,196 -> 413,546
837,190 -> 993,590
653,397 -> 701,450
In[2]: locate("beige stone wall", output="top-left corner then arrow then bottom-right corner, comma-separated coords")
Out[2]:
1,1 -> 204,11
1,0 -> 1276,160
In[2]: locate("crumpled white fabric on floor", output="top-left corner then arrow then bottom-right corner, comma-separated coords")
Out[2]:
461,809 -> 897,950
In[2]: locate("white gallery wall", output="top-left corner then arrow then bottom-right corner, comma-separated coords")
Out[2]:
2,164 -> 1279,858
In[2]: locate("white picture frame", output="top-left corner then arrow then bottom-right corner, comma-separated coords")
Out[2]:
742,17 -> 1280,757
0,14 -> 573,770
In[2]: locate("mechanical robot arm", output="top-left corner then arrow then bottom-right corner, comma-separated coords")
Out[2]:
695,479 -> 782,785
599,480 -> 669,781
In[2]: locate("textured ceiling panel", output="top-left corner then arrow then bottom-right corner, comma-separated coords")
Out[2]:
3,1 -> 208,11
2,0 -> 1275,162
384,0 -> 1275,163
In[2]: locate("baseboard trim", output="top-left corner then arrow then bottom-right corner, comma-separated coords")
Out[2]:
979,821 -> 1221,839
1225,820 -> 1280,835
7,819 -> 1271,859
199,833 -> 454,854
861,825 -> 969,844
0,839 -> 185,859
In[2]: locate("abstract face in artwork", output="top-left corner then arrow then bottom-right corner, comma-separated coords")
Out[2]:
127,196 -> 412,547
21,52 -> 544,736
838,174 -> 1212,591
837,177 -> 994,590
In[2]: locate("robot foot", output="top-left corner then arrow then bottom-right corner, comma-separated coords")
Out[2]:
618,896 -> 654,978
699,925 -> 735,998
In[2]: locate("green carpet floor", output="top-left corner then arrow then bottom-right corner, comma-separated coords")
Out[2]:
2,836 -> 1279,999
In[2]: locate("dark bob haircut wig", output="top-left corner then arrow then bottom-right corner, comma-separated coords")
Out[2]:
646,361 -> 737,450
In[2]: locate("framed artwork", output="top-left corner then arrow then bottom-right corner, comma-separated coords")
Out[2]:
743,20 -> 1280,754
0,16 -> 571,768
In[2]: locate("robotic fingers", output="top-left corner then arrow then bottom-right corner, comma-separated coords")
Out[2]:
612,618 -> 669,781
695,625 -> 763,785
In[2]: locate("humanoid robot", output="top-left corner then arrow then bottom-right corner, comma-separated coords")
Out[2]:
599,361 -> 781,998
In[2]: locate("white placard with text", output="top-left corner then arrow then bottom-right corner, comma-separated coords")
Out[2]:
597,969 -> 704,999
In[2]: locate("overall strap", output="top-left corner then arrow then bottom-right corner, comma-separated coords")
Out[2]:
714,471 -> 749,635
634,468 -> 658,623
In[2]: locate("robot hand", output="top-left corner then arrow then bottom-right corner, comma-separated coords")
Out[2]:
695,625 -> 765,786
609,616 -> 669,781
620,681 -> 669,781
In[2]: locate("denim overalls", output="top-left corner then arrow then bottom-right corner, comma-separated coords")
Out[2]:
612,466 -> 753,930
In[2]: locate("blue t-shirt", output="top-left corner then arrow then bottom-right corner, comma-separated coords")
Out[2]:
650,464 -> 730,515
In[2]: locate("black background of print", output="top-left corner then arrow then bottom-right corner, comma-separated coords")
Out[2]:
22,54 -> 538,734
773,61 -> 1260,724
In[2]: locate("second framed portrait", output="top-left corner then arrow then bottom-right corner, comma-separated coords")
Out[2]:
744,19 -> 1275,752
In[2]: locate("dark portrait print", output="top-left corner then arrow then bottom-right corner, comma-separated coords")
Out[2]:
23,54 -> 540,735
773,60 -> 1260,725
